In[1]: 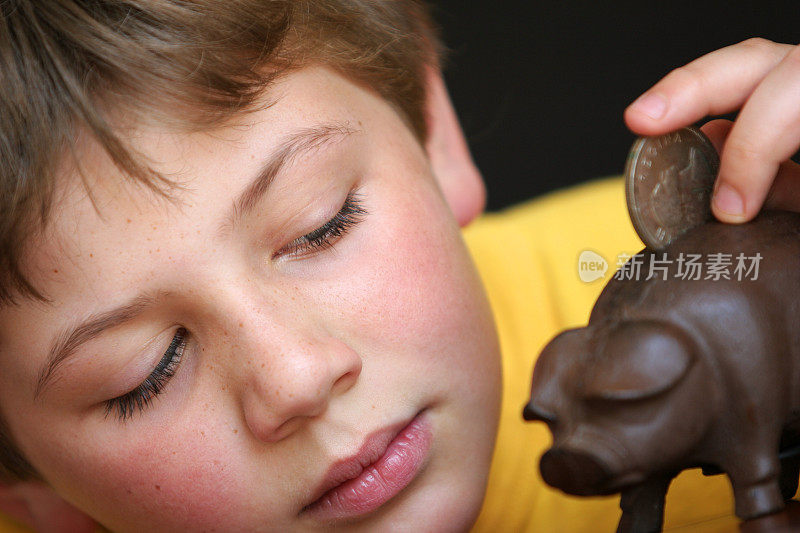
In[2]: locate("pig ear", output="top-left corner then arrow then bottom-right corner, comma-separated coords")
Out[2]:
583,321 -> 695,402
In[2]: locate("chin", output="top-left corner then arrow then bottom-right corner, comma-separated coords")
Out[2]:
352,467 -> 489,533
405,483 -> 487,533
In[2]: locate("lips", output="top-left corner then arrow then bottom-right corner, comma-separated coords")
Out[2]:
301,409 -> 433,521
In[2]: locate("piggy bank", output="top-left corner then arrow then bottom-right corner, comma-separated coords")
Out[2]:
523,210 -> 800,533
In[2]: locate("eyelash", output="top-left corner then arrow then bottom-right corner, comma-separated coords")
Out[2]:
105,327 -> 187,422
104,191 -> 368,421
276,189 -> 368,258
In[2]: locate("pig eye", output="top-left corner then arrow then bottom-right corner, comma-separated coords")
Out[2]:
581,320 -> 694,402
583,393 -> 666,427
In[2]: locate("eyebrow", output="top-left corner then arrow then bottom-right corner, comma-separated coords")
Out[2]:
221,121 -> 357,234
35,291 -> 166,399
35,122 -> 357,399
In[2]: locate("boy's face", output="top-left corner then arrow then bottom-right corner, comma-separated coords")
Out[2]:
0,67 -> 501,531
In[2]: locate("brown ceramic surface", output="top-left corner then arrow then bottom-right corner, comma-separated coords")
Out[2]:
525,210 -> 800,532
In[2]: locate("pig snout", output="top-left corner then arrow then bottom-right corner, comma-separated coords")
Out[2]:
522,402 -> 557,425
539,447 -> 611,495
523,401 -> 612,494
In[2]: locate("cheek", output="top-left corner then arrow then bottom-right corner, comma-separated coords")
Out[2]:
34,419 -> 279,531
333,179 -> 495,373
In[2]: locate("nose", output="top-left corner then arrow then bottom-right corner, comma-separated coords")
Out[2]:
539,447 -> 610,496
240,330 -> 362,443
522,402 -> 558,426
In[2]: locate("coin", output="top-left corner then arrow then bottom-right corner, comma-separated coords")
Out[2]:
625,126 -> 720,250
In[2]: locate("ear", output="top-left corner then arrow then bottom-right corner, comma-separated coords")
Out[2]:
583,321 -> 695,402
423,65 -> 486,227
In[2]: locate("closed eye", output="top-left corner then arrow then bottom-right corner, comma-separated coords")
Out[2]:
104,327 -> 187,422
275,189 -> 367,259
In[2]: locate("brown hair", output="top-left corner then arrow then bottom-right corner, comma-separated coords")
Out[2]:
0,0 -> 440,481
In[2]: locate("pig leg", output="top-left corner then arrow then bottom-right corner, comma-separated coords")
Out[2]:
726,452 -> 784,519
616,473 -> 675,533
723,373 -> 787,518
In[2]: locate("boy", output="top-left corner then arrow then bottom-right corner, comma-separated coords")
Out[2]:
0,2 -> 797,531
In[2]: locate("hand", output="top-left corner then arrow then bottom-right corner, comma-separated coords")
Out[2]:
624,38 -> 800,223
0,482 -> 96,532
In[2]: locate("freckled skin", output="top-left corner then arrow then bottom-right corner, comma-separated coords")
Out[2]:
0,67 -> 501,532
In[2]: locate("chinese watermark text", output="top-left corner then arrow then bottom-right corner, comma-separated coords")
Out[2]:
612,252 -> 762,282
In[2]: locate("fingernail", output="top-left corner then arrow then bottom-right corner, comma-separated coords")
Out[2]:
631,93 -> 668,120
713,183 -> 744,217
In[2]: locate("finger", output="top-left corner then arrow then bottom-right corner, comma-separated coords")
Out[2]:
699,118 -> 734,154
763,159 -> 800,212
624,39 -> 793,135
698,120 -> 736,221
712,44 -> 800,222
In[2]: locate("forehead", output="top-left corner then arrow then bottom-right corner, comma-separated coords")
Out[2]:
7,65 -> 394,327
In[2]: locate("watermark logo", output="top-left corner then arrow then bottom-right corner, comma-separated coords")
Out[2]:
613,252 -> 762,281
578,249 -> 763,283
578,250 -> 608,282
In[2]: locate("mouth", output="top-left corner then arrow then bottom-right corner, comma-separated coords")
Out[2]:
300,408 -> 433,522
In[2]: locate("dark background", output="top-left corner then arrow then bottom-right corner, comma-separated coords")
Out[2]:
431,3 -> 798,212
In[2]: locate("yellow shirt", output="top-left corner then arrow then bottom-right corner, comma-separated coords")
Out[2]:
465,176 -> 739,532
